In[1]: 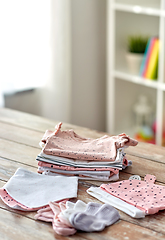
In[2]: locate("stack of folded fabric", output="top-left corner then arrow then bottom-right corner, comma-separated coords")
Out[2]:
35,200 -> 120,236
36,122 -> 138,181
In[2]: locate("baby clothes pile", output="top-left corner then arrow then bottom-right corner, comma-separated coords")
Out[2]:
34,200 -> 120,236
0,167 -> 120,236
36,122 -> 138,181
87,174 -> 165,218
0,168 -> 78,211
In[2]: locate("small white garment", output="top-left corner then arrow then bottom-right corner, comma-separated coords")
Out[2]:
42,169 -> 119,181
38,167 -> 111,177
87,186 -> 145,218
59,200 -> 87,222
3,168 -> 78,208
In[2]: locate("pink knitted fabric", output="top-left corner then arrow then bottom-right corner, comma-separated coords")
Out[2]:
100,174 -> 165,214
41,123 -> 138,162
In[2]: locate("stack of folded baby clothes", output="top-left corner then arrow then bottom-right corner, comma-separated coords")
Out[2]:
36,122 -> 138,181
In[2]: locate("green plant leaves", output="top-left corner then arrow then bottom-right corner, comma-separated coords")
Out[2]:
127,35 -> 149,54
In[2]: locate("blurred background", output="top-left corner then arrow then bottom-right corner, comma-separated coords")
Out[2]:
0,0 -> 106,132
1,0 -> 165,146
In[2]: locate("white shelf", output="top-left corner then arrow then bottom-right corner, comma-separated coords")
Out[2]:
113,71 -> 165,90
113,3 -> 164,17
106,0 -> 165,146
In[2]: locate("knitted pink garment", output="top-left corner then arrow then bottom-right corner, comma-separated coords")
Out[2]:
100,174 -> 165,214
41,123 -> 138,162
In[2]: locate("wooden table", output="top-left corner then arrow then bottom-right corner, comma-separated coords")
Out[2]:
0,108 -> 165,240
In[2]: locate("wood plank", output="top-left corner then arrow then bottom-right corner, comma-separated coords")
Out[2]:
0,121 -> 104,150
125,141 -> 165,164
1,179 -> 165,238
0,157 -> 37,182
1,120 -> 165,179
1,109 -> 165,166
0,208 -> 58,240
0,107 -> 58,132
1,108 -> 165,239
76,220 -> 165,240
0,180 -> 6,188
0,139 -> 39,167
0,138 -> 165,185
0,108 -> 105,139
0,122 -> 43,148
1,205 -> 164,240
1,110 -> 165,172
123,155 -> 165,183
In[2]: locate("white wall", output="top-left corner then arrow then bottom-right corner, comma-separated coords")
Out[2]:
39,0 -> 72,123
71,0 -> 106,131
5,0 -> 106,131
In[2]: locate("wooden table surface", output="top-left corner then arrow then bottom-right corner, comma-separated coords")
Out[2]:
0,108 -> 165,240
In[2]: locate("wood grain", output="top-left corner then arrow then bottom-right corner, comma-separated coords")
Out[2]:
0,108 -> 105,138
0,157 -> 37,182
126,141 -> 165,164
0,137 -> 165,184
1,179 -> 165,238
0,121 -> 43,148
0,138 -> 39,167
0,108 -> 165,240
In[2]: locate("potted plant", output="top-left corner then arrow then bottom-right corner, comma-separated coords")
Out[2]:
126,35 -> 149,75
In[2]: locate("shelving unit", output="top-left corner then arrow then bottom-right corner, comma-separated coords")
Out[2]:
106,0 -> 165,145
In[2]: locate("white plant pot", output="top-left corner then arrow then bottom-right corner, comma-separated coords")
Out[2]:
126,52 -> 143,75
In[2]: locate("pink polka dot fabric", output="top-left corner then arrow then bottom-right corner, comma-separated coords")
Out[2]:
41,122 -> 138,162
36,123 -> 138,181
37,161 -> 119,180
0,188 -> 47,211
100,174 -> 165,214
0,188 -> 68,211
38,160 -> 119,173
0,168 -> 77,210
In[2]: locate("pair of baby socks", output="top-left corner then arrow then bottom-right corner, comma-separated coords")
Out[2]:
35,200 -> 120,236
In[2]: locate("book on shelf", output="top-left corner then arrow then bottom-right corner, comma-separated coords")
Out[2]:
139,37 -> 159,80
139,37 -> 153,76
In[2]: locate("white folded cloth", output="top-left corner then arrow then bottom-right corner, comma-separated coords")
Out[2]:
3,168 -> 78,208
87,186 -> 145,218
41,169 -> 119,181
